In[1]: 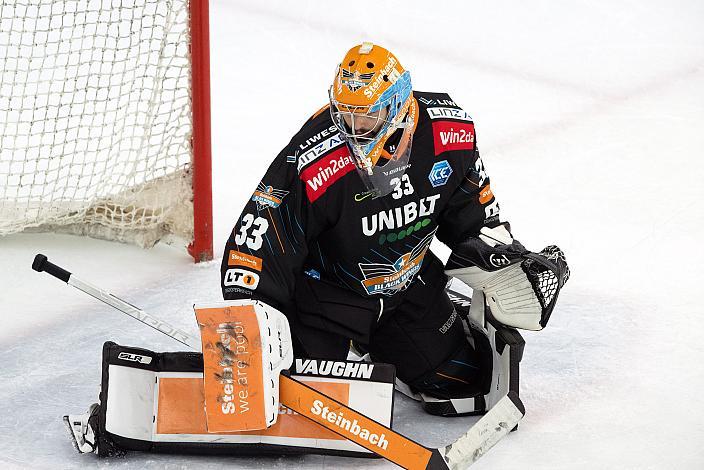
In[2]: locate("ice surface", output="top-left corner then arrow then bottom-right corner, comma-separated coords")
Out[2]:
2,0 -> 703,468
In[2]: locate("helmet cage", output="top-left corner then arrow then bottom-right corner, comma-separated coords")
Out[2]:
328,98 -> 391,149
329,71 -> 415,198
329,70 -> 412,152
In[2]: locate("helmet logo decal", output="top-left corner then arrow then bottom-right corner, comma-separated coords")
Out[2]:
363,57 -> 398,99
341,69 -> 375,92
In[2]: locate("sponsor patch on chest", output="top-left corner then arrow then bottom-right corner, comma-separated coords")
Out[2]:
426,106 -> 472,122
300,146 -> 355,202
297,132 -> 345,172
361,194 -> 440,237
432,121 -> 475,155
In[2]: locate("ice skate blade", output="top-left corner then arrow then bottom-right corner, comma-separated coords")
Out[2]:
63,415 -> 82,454
63,414 -> 95,454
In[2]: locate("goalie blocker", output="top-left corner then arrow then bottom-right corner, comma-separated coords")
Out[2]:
78,341 -> 395,458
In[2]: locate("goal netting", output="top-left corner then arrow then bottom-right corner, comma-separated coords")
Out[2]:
0,0 -> 212,259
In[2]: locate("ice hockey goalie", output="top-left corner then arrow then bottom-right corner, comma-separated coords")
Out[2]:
62,42 -> 569,461
221,42 -> 570,416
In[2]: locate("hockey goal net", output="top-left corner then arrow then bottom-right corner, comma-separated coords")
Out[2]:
0,0 -> 213,262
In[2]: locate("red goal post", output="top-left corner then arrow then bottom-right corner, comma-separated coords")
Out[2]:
0,0 -> 214,263
188,0 -> 213,262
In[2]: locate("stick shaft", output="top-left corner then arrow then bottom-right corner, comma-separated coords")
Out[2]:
68,277 -> 199,350
33,254 -> 199,349
279,374 -> 435,470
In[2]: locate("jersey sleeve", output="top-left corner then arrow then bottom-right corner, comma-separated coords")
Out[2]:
435,131 -> 502,250
220,140 -> 323,312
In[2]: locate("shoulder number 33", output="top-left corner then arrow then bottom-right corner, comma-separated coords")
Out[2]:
235,213 -> 269,250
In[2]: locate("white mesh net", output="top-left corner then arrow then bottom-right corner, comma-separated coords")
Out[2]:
0,0 -> 195,248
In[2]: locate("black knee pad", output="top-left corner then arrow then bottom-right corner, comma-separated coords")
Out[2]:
396,287 -> 525,417
407,331 -> 491,399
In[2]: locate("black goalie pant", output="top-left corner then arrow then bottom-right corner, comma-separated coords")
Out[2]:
292,254 -> 487,398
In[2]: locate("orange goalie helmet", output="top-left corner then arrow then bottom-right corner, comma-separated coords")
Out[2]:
329,42 -> 417,198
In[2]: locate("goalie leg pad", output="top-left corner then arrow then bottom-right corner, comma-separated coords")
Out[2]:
395,288 -> 525,417
75,342 -> 395,458
194,300 -> 293,432
467,290 -> 526,409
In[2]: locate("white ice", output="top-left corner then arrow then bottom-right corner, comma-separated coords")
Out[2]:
2,0 -> 703,468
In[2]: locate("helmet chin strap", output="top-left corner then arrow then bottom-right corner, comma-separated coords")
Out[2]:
350,144 -> 375,175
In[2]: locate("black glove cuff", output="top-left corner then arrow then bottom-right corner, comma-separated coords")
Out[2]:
446,237 -> 528,272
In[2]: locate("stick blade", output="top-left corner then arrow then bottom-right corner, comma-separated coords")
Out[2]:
436,391 -> 525,469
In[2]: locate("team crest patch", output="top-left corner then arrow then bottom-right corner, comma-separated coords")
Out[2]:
341,69 -> 375,92
358,229 -> 436,296
251,182 -> 289,210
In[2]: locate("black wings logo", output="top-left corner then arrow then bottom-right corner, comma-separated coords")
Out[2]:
341,69 -> 375,92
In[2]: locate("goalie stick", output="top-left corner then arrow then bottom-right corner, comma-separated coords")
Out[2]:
32,253 -> 524,470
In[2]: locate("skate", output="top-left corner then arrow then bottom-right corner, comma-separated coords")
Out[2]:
63,403 -> 99,454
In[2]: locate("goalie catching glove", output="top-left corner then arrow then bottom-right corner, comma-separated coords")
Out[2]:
445,223 -> 570,331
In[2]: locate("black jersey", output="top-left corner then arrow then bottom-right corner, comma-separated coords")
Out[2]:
221,91 -> 500,312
